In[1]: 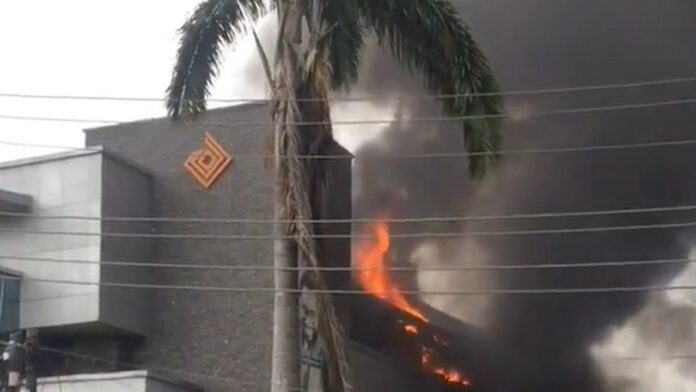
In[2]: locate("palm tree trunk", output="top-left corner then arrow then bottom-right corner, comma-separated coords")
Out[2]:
271,126 -> 300,392
271,2 -> 303,392
272,1 -> 352,392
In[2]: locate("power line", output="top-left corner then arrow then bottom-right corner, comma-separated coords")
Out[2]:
3,220 -> 696,240
1,254 -> 694,272
2,75 -> 696,103
3,202 -> 696,224
2,97 -> 696,127
5,274 -> 696,296
4,137 -> 696,160
612,354 -> 696,361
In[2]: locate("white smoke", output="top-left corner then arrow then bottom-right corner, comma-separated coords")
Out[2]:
592,252 -> 696,391
412,238 -> 497,328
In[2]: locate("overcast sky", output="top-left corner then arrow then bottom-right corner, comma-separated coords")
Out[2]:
0,0 -> 392,163
0,1 -> 213,162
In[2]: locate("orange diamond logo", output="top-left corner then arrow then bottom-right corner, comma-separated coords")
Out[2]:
184,133 -> 233,189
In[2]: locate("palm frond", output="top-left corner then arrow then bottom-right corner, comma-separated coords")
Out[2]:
166,0 -> 267,119
252,29 -> 274,87
359,0 -> 502,177
321,0 -> 365,90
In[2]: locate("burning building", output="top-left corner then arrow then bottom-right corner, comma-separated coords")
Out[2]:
351,221 -> 498,392
0,102 -> 492,392
2,1 -> 696,391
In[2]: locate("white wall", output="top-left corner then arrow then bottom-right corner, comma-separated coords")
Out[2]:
28,371 -> 197,392
0,150 -> 151,335
0,151 -> 103,329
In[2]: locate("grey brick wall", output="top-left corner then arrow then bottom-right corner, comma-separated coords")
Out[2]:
86,104 -> 278,391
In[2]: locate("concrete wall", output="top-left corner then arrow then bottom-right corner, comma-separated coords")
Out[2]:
99,155 -> 153,335
0,151 -> 151,335
0,152 -> 103,329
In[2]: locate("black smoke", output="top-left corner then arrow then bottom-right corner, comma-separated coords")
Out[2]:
351,1 -> 696,391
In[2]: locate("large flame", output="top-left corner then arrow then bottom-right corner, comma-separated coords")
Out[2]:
355,222 -> 428,322
355,221 -> 471,389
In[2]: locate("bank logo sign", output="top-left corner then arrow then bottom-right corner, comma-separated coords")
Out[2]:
184,133 -> 232,189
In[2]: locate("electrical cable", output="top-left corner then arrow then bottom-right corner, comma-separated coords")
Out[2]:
1,254 -> 694,273
4,137 -> 696,160
4,274 -> 696,297
2,75 -> 696,103
3,201 -> 696,224
3,220 -> 696,240
2,97 -> 696,127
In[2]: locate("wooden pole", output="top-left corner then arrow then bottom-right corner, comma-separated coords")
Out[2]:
6,331 -> 24,392
24,330 -> 37,392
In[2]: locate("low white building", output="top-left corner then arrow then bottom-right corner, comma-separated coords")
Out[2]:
28,371 -> 199,392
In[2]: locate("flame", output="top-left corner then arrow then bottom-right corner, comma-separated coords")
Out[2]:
432,363 -> 471,387
355,222 -> 428,322
404,324 -> 419,335
421,347 -> 471,387
356,221 -> 470,389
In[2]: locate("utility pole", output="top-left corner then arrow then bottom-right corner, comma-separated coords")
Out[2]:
24,329 -> 38,392
5,331 -> 24,392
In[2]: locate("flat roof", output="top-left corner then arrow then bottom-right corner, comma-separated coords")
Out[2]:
0,147 -> 152,178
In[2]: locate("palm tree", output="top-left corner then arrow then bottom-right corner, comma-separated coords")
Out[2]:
166,1 -> 502,391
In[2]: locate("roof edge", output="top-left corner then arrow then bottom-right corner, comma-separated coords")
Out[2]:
38,370 -> 203,391
82,102 -> 269,134
0,148 -> 103,170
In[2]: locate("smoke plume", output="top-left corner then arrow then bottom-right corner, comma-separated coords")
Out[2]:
350,1 -> 696,391
229,2 -> 696,390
